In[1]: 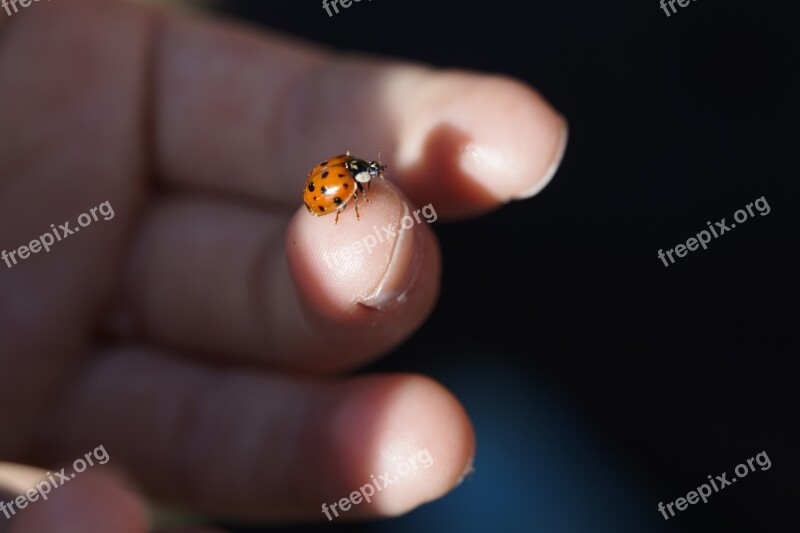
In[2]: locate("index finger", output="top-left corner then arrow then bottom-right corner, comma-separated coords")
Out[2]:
155,10 -> 567,218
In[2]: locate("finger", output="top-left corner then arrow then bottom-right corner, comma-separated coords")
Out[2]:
0,467 -> 148,533
0,0 -> 149,457
119,179 -> 439,371
40,348 -> 475,522
154,6 -> 567,217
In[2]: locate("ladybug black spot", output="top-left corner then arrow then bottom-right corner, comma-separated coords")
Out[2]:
321,186 -> 328,194
321,171 -> 329,179
333,197 -> 343,205
342,183 -> 349,189
320,161 -> 328,166
319,205 -> 326,212
307,182 -> 315,192
338,173 -> 346,178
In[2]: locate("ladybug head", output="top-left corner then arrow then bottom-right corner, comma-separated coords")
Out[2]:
351,156 -> 386,184
367,160 -> 386,180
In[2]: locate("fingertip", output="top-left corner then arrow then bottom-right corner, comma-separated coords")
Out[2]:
286,179 -> 439,322
454,76 -> 567,203
513,115 -> 569,200
389,71 -> 568,216
370,375 -> 476,515
325,374 -> 475,518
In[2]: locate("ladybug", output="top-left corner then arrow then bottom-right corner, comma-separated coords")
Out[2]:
303,151 -> 385,223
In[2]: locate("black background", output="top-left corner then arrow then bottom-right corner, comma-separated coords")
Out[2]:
210,1 -> 798,532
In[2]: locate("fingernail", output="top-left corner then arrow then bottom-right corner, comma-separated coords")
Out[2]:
360,203 -> 418,309
514,116 -> 569,200
454,456 -> 476,487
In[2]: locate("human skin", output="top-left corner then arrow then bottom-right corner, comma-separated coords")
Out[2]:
0,0 -> 567,530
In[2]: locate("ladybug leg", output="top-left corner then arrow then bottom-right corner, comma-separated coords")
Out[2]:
334,209 -> 340,224
350,190 -> 362,220
358,181 -> 370,203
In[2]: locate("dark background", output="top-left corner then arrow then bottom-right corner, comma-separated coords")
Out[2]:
210,1 -> 798,532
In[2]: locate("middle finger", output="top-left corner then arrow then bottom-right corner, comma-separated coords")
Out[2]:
118,182 -> 440,372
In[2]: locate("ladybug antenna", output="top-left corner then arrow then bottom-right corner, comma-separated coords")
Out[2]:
377,150 -> 387,173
